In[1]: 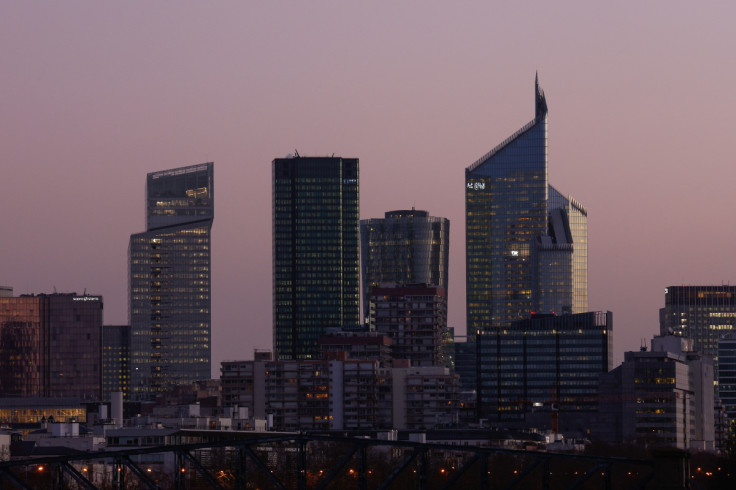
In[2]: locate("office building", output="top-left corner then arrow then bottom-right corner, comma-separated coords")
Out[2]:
360,209 -> 449,321
453,336 -> 477,392
660,285 -> 736,374
129,163 -> 214,399
272,155 -> 360,360
465,74 -> 587,333
102,325 -> 131,401
0,293 -> 103,400
466,76 -> 588,420
718,333 -> 736,420
598,335 -> 714,451
369,284 -> 449,367
478,311 -> 612,425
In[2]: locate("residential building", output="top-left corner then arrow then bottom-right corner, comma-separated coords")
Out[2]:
477,311 -> 612,425
369,285 -> 449,367
391,362 -> 459,430
272,155 -> 360,360
465,75 -> 588,419
0,293 -> 103,400
360,209 -> 449,321
129,163 -> 214,399
598,335 -> 715,451
220,355 -> 458,431
102,325 -> 131,401
660,285 -> 736,375
318,330 -> 392,365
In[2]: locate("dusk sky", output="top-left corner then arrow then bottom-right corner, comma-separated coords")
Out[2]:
2,2 -> 735,376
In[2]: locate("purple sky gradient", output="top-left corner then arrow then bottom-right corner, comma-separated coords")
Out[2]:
2,2 -> 735,376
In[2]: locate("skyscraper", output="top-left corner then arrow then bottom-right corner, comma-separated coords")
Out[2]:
467,76 -> 588,420
272,155 -> 360,360
360,209 -> 449,321
465,75 -> 587,335
129,163 -> 213,399
660,285 -> 736,374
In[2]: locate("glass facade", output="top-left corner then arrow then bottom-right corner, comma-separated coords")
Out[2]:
129,163 -> 213,399
360,209 -> 449,322
272,156 -> 360,360
718,334 -> 736,420
466,76 -> 589,419
103,324 -> 131,401
660,285 -> 736,375
477,311 -> 612,422
0,294 -> 103,400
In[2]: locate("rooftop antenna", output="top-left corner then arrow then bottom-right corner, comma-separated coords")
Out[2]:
294,149 -> 300,158
53,285 -> 57,294
640,338 -> 647,351
83,288 -> 87,296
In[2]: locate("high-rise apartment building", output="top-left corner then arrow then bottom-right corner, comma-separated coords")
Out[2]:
0,293 -> 103,400
369,284 -> 449,367
660,285 -> 736,375
360,209 -> 449,321
465,75 -> 587,334
272,155 -> 360,360
129,163 -> 214,399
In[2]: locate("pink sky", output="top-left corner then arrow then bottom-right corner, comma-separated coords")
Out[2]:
2,2 -> 735,375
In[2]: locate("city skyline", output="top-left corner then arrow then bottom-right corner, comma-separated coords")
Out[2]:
2,3 -> 736,376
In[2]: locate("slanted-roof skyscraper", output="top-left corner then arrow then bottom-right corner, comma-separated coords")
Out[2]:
129,163 -> 213,399
465,75 -> 587,333
466,76 -> 588,420
272,155 -> 360,360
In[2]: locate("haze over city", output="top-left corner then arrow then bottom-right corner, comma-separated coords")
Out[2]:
2,2 -> 736,376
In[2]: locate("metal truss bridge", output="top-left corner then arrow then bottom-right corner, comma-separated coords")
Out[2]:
0,433 -> 679,489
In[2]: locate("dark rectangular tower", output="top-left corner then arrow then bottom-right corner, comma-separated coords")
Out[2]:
129,162 -> 213,399
272,155 -> 360,360
0,293 -> 103,400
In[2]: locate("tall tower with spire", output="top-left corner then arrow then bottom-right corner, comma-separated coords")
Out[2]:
465,75 -> 588,419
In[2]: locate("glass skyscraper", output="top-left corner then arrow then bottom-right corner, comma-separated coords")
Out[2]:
360,209 -> 449,321
466,75 -> 587,334
467,75 -> 588,420
272,156 -> 360,360
129,163 -> 213,399
660,285 -> 736,375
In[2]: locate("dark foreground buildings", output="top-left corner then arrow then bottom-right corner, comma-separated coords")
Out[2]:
129,163 -> 214,399
478,311 -> 612,426
0,293 -> 103,400
272,155 -> 360,360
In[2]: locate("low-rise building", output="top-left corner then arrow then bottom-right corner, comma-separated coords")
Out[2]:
221,354 -> 459,431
